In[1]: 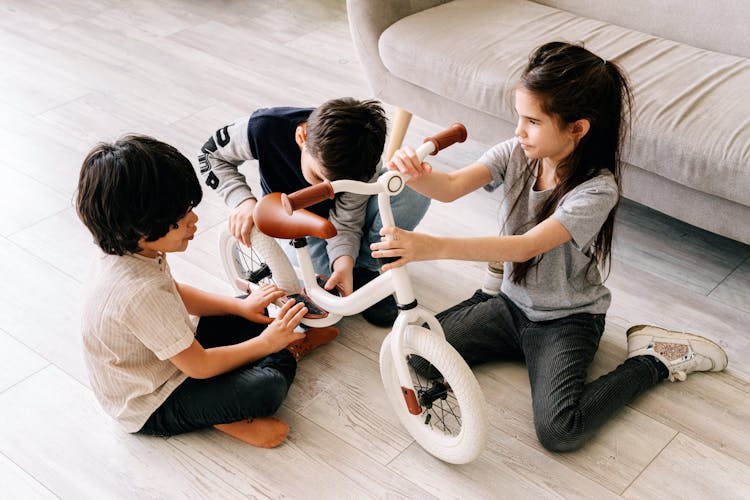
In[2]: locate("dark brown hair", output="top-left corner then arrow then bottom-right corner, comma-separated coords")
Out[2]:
509,41 -> 633,284
76,135 -> 202,255
305,97 -> 387,181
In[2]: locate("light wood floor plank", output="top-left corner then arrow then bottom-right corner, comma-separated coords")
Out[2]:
0,164 -> 71,237
606,259 -> 750,381
0,0 -> 115,32
0,328 -> 48,394
626,369 -> 750,467
87,2 -> 206,41
10,207 -> 96,282
614,199 -> 750,295
710,256 -> 750,315
0,452 -> 57,500
0,0 -> 747,497
474,362 -> 678,494
389,427 -> 621,499
0,366 -> 249,499
588,331 -> 750,485
0,67 -> 90,116
289,341 -> 415,464
624,433 -> 750,499
170,407 -> 436,499
0,236 -> 87,385
0,128 -> 84,197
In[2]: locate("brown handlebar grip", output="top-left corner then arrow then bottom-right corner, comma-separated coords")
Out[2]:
423,123 -> 468,155
281,181 -> 335,215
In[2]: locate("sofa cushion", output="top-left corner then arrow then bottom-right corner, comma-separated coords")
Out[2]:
535,0 -> 750,59
379,0 -> 750,207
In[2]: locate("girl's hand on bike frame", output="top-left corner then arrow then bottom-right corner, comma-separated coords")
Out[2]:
387,145 -> 433,178
238,283 -> 287,324
371,226 -> 439,271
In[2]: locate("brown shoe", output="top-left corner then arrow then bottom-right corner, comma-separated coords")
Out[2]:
286,326 -> 339,362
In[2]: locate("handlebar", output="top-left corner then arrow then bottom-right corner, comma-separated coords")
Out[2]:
281,181 -> 334,215
280,122 -> 468,215
423,123 -> 467,155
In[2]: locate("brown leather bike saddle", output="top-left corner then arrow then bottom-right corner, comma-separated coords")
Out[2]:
252,188 -> 340,321
253,191 -> 337,240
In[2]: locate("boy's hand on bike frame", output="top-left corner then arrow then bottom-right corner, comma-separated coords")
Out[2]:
387,145 -> 433,178
238,283 -> 287,324
327,255 -> 354,296
259,299 -> 307,352
230,197 -> 257,246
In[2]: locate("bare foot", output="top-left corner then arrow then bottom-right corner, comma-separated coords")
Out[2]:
214,416 -> 289,448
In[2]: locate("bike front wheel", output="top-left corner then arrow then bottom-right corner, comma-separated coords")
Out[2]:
380,325 -> 488,464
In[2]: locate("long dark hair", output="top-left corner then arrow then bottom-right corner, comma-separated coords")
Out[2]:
509,41 -> 633,284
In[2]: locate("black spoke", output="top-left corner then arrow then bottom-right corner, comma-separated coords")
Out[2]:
409,362 -> 462,436
233,245 -> 276,287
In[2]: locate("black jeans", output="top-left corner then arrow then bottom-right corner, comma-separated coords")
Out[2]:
431,290 -> 662,452
139,314 -> 296,436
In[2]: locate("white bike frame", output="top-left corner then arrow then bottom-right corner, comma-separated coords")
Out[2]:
291,140 -> 444,397
229,123 -> 486,463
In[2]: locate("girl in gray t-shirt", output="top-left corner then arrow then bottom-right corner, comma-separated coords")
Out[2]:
373,42 -> 727,452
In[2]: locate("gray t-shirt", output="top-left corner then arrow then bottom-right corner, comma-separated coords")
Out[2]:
479,138 -> 619,321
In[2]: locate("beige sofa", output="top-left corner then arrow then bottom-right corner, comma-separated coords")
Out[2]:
347,0 -> 750,245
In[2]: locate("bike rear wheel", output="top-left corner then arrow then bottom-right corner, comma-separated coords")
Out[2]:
219,227 -> 301,295
379,325 -> 488,464
219,227 -> 342,327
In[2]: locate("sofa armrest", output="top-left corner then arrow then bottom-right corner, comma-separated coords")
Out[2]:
346,0 -> 450,95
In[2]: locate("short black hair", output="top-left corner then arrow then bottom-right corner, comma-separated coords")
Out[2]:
76,135 -> 202,255
305,97 -> 387,181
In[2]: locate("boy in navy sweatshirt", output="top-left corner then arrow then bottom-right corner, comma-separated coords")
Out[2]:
199,98 -> 430,326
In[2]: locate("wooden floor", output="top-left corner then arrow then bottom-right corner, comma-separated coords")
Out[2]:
1,1 -> 749,498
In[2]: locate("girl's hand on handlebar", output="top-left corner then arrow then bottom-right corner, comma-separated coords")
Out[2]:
387,146 -> 433,178
229,198 -> 257,247
239,283 -> 287,324
370,227 -> 437,271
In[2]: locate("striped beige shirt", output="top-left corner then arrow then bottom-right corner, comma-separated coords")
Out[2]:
81,252 -> 195,432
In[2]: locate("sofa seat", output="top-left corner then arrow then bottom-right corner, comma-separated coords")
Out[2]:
378,0 -> 750,217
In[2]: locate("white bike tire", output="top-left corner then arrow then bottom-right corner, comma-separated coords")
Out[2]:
380,325 -> 488,464
219,226 -> 301,294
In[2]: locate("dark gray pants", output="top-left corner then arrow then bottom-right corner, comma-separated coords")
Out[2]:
139,314 -> 296,436
433,290 -> 662,451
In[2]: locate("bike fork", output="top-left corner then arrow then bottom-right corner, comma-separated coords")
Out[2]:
390,308 -> 446,415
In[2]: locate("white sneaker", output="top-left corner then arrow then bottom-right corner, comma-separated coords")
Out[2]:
480,262 -> 503,296
626,325 -> 728,382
